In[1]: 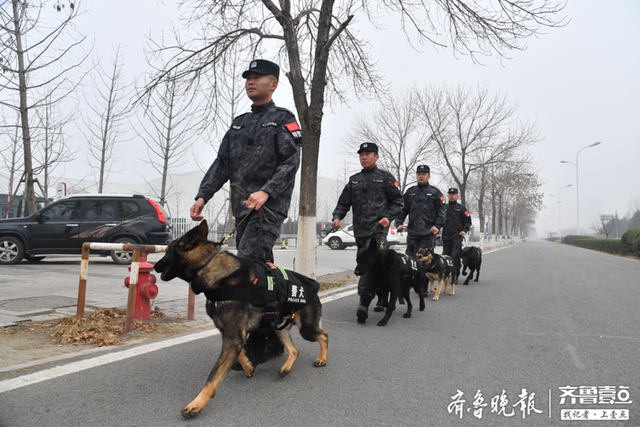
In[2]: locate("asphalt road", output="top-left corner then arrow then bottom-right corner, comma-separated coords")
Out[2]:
1,240 -> 639,426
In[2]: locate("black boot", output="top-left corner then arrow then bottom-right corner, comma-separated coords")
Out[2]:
356,296 -> 371,324
266,330 -> 285,358
231,333 -> 268,371
373,299 -> 385,312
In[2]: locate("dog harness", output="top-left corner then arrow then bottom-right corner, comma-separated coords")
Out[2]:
399,254 -> 420,279
424,254 -> 454,272
205,262 -> 319,330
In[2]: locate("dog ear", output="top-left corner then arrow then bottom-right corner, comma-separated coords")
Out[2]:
180,222 -> 206,248
198,220 -> 209,241
368,236 -> 377,250
407,241 -> 415,256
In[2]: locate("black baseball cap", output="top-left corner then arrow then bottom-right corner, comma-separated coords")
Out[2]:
448,188 -> 458,194
416,165 -> 430,173
242,59 -> 280,80
357,142 -> 378,154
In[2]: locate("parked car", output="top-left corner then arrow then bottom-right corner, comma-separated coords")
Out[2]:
321,224 -> 405,250
0,194 -> 172,265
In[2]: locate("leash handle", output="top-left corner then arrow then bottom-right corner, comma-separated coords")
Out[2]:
379,226 -> 388,248
319,228 -> 340,238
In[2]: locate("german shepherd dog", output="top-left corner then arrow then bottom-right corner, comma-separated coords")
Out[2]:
354,237 -> 426,326
460,246 -> 482,286
415,247 -> 455,301
153,221 -> 328,418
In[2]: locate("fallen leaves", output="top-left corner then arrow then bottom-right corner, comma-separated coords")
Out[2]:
51,308 -> 176,347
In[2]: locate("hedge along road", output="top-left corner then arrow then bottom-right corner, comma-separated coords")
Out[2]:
1,240 -> 639,427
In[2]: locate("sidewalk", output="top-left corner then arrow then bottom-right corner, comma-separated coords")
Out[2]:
0,241 -> 503,327
0,251 -> 351,328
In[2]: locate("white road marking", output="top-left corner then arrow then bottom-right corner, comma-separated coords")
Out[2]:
566,344 -> 586,370
0,288 -> 356,393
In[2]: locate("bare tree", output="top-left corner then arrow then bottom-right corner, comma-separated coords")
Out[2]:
134,74 -> 197,207
82,45 -> 132,193
344,91 -> 433,193
0,0 -> 87,214
32,96 -> 75,204
470,150 -> 535,237
588,215 -> 615,239
484,165 -> 542,236
141,0 -> 565,276
0,114 -> 23,217
418,84 -> 540,208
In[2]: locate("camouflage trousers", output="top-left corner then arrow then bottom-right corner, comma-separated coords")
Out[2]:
235,210 -> 285,263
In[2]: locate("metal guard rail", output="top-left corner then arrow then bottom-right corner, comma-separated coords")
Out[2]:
76,242 -> 196,333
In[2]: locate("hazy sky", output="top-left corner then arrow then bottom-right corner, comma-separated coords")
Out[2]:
50,1 -> 640,235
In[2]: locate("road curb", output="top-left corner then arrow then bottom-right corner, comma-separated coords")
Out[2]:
0,283 -> 360,377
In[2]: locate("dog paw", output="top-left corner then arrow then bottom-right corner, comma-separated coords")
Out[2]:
403,313 -> 411,318
278,368 -> 291,377
377,320 -> 388,326
313,359 -> 327,367
432,297 -> 439,301
181,406 -> 202,419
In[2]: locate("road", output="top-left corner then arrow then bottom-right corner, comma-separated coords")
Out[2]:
1,240 -> 639,426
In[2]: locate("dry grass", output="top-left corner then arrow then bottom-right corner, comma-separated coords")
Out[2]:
50,308 -> 184,347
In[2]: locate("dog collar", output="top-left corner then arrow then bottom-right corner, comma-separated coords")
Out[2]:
192,249 -> 222,276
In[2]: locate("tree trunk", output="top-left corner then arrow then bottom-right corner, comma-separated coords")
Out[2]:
295,125 -> 321,277
12,0 -> 37,215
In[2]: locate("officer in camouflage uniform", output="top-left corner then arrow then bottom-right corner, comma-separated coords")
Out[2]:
331,142 -> 404,323
190,59 -> 302,368
395,165 -> 446,258
442,188 -> 472,283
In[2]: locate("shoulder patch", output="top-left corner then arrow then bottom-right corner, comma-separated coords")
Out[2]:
285,122 -> 302,144
465,210 -> 469,216
285,122 -> 300,132
394,181 -> 398,188
440,195 -> 445,202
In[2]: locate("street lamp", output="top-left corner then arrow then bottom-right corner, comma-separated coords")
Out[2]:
550,184 -> 572,239
561,141 -> 601,235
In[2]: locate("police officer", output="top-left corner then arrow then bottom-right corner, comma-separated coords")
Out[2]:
442,188 -> 472,283
190,59 -> 302,368
395,165 -> 445,258
331,142 -> 404,323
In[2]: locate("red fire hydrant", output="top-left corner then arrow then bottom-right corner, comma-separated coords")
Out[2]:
124,258 -> 159,320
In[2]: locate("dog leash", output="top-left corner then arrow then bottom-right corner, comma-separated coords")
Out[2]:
219,184 -> 278,247
398,228 -> 437,237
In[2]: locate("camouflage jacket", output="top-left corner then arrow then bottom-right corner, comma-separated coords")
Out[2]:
332,166 -> 404,236
195,101 -> 302,218
395,183 -> 446,234
442,201 -> 472,239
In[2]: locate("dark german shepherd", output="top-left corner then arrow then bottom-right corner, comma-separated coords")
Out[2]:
154,221 -> 328,418
460,246 -> 482,285
354,237 -> 426,326
415,247 -> 455,301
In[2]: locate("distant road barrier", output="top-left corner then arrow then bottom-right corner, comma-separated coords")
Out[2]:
76,242 -> 196,333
